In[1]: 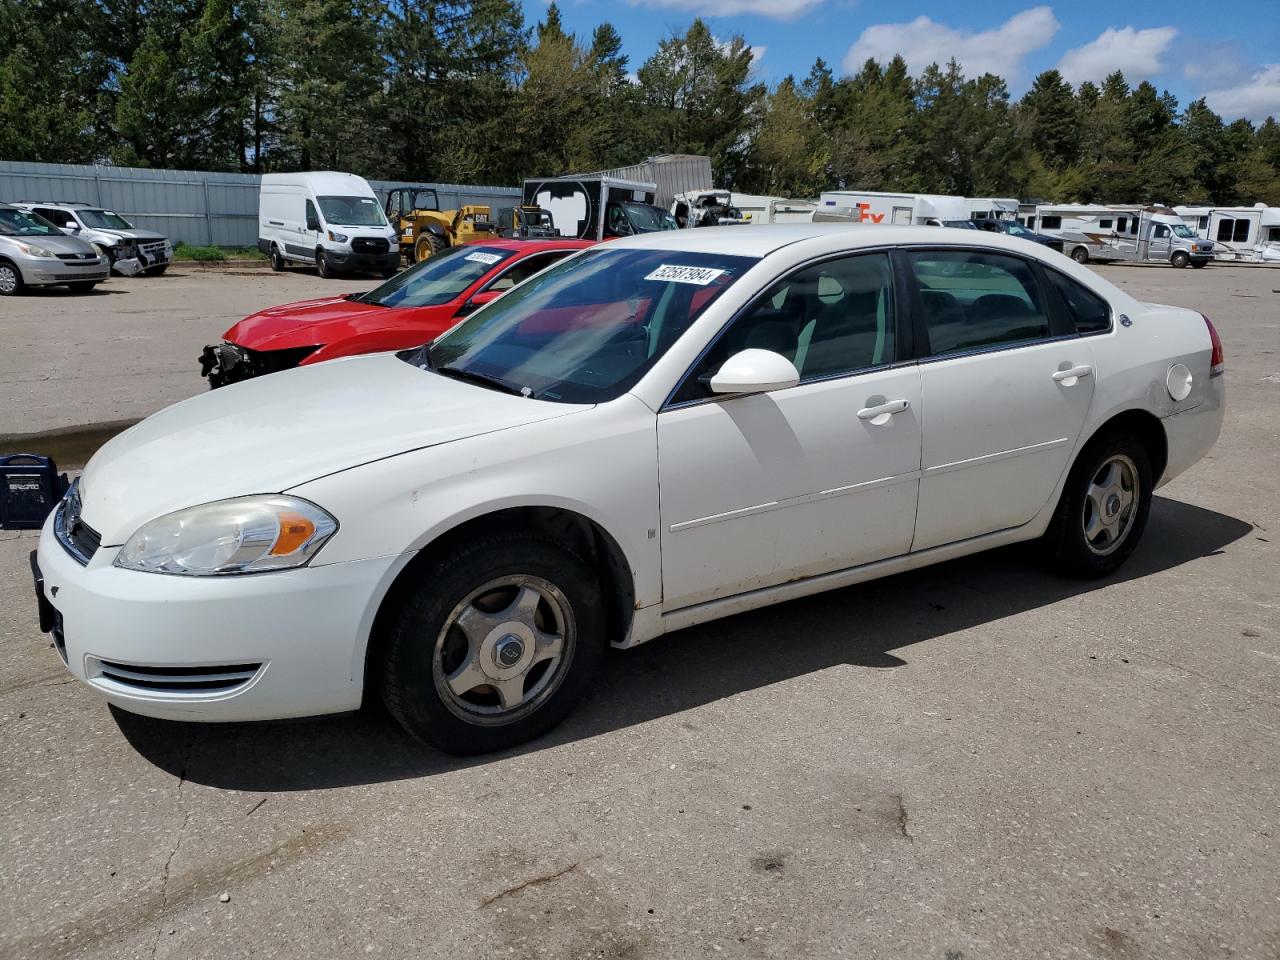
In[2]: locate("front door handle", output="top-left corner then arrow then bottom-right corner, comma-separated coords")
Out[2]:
857,398 -> 910,423
1052,364 -> 1093,384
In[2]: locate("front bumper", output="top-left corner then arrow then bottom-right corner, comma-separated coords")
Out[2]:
325,250 -> 400,272
20,256 -> 109,285
34,516 -> 403,722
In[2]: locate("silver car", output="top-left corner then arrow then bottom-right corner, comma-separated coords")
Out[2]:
19,202 -> 171,276
0,203 -> 109,296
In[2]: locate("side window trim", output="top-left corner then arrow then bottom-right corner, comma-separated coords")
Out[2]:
662,247 -> 909,411
899,245 -> 1063,363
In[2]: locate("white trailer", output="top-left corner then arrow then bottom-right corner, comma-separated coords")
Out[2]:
728,193 -> 817,225
1174,203 -> 1280,262
1034,204 -> 1214,268
817,190 -> 1017,226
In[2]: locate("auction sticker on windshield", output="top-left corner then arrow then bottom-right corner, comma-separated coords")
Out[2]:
645,264 -> 726,285
465,251 -> 503,265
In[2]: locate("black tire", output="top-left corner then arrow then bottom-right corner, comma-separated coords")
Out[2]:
1042,430 -> 1153,579
1070,246 -> 1090,265
380,533 -> 605,755
270,245 -> 285,272
316,249 -> 335,279
0,259 -> 23,296
148,264 -> 168,276
1171,251 -> 1189,269
1191,259 -> 1207,269
414,232 -> 446,263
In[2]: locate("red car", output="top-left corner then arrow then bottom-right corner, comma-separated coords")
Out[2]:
200,238 -> 594,387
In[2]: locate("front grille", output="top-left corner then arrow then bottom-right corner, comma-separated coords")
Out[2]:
92,659 -> 263,695
352,237 -> 390,255
56,252 -> 99,262
54,485 -> 101,565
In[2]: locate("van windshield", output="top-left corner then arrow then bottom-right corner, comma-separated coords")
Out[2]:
410,247 -> 755,403
317,195 -> 387,227
0,208 -> 64,237
78,209 -> 133,230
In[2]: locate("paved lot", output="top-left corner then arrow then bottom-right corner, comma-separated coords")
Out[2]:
1,263 -> 1278,959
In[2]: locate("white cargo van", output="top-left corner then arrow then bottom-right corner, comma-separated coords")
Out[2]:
258,172 -> 401,278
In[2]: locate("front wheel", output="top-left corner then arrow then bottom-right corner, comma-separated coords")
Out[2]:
380,533 -> 605,755
414,233 -> 446,263
0,259 -> 23,296
1070,246 -> 1090,265
1171,251 -> 1190,268
148,264 -> 168,276
316,249 -> 335,279
1042,431 -> 1153,578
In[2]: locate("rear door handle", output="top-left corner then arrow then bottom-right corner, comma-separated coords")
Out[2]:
1052,364 -> 1093,383
857,398 -> 910,421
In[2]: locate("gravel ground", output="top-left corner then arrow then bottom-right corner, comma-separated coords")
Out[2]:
1,260 -> 1278,959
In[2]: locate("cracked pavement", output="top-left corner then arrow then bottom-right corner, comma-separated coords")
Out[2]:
1,264 -> 1278,958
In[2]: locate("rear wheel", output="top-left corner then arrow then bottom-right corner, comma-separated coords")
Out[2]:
1171,251 -> 1190,268
0,259 -> 23,296
1042,430 -> 1153,578
270,245 -> 285,272
380,533 -> 605,755
1070,246 -> 1090,265
414,233 -> 446,263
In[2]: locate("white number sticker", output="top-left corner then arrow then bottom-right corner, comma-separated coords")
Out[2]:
465,251 -> 502,265
644,264 -> 725,285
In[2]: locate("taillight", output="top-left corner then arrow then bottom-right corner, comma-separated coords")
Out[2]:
1203,314 -> 1224,376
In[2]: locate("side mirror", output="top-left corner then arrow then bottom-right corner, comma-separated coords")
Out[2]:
64,222 -> 81,232
458,289 -> 503,315
707,349 -> 800,395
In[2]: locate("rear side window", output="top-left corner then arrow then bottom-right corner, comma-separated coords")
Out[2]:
1046,270 -> 1111,335
485,252 -> 569,292
908,251 -> 1051,357
1040,215 -> 1062,229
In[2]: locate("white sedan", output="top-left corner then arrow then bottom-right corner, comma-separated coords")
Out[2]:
33,225 -> 1225,754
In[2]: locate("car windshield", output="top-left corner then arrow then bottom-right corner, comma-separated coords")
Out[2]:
1002,221 -> 1035,237
0,208 -> 63,237
357,245 -> 515,308
413,247 -> 756,403
77,209 -> 133,229
317,195 -> 388,227
943,220 -> 978,229
624,203 -> 679,232
1171,223 -> 1196,239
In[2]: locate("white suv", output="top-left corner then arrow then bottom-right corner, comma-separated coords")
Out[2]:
19,202 -> 172,276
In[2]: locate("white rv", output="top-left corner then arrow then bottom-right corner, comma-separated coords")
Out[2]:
1033,204 -> 1214,268
730,193 -> 818,225
258,172 -> 402,278
817,190 -> 1017,226
1174,203 -> 1280,263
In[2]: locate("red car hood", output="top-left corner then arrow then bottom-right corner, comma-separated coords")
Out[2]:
225,295 -> 452,352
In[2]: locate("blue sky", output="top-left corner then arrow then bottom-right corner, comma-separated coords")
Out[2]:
535,0 -> 1280,122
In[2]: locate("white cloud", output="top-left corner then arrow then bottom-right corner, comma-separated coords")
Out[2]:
841,6 -> 1059,81
1204,64 -> 1280,121
1056,26 -> 1178,84
628,0 -> 822,20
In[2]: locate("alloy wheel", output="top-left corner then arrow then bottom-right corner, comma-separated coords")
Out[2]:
0,265 -> 17,294
1082,454 -> 1139,556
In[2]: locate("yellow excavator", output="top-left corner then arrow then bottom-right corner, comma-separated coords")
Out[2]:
383,187 -> 496,263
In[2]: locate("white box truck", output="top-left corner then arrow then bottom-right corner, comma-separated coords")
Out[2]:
258,171 -> 402,278
1034,204 -> 1214,268
522,175 -> 677,239
817,190 -> 1018,226
1174,203 -> 1280,263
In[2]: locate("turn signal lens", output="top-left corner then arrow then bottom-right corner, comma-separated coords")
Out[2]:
270,512 -> 317,556
1202,314 -> 1224,376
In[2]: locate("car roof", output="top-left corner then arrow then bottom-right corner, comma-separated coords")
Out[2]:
605,223 -> 1049,258
470,238 -> 596,254
19,201 -> 95,208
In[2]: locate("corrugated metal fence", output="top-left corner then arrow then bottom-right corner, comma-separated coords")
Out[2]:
0,161 -> 521,247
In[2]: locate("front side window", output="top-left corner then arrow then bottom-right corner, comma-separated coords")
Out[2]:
76,209 -> 133,230
1153,225 -> 1170,239
357,246 -> 515,308
0,208 -> 63,237
34,207 -> 72,227
316,195 -> 387,227
909,250 -> 1051,357
672,252 -> 897,404
419,248 -> 755,403
1047,270 -> 1110,335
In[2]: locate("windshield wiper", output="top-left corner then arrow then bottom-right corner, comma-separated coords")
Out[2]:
435,364 -> 525,396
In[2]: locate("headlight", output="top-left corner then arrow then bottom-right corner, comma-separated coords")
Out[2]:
114,495 -> 337,576
327,230 -> 348,243
18,242 -> 56,258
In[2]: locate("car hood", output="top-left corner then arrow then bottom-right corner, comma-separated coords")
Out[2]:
10,232 -> 100,256
97,228 -> 167,242
224,295 -> 449,352
78,353 -> 587,544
